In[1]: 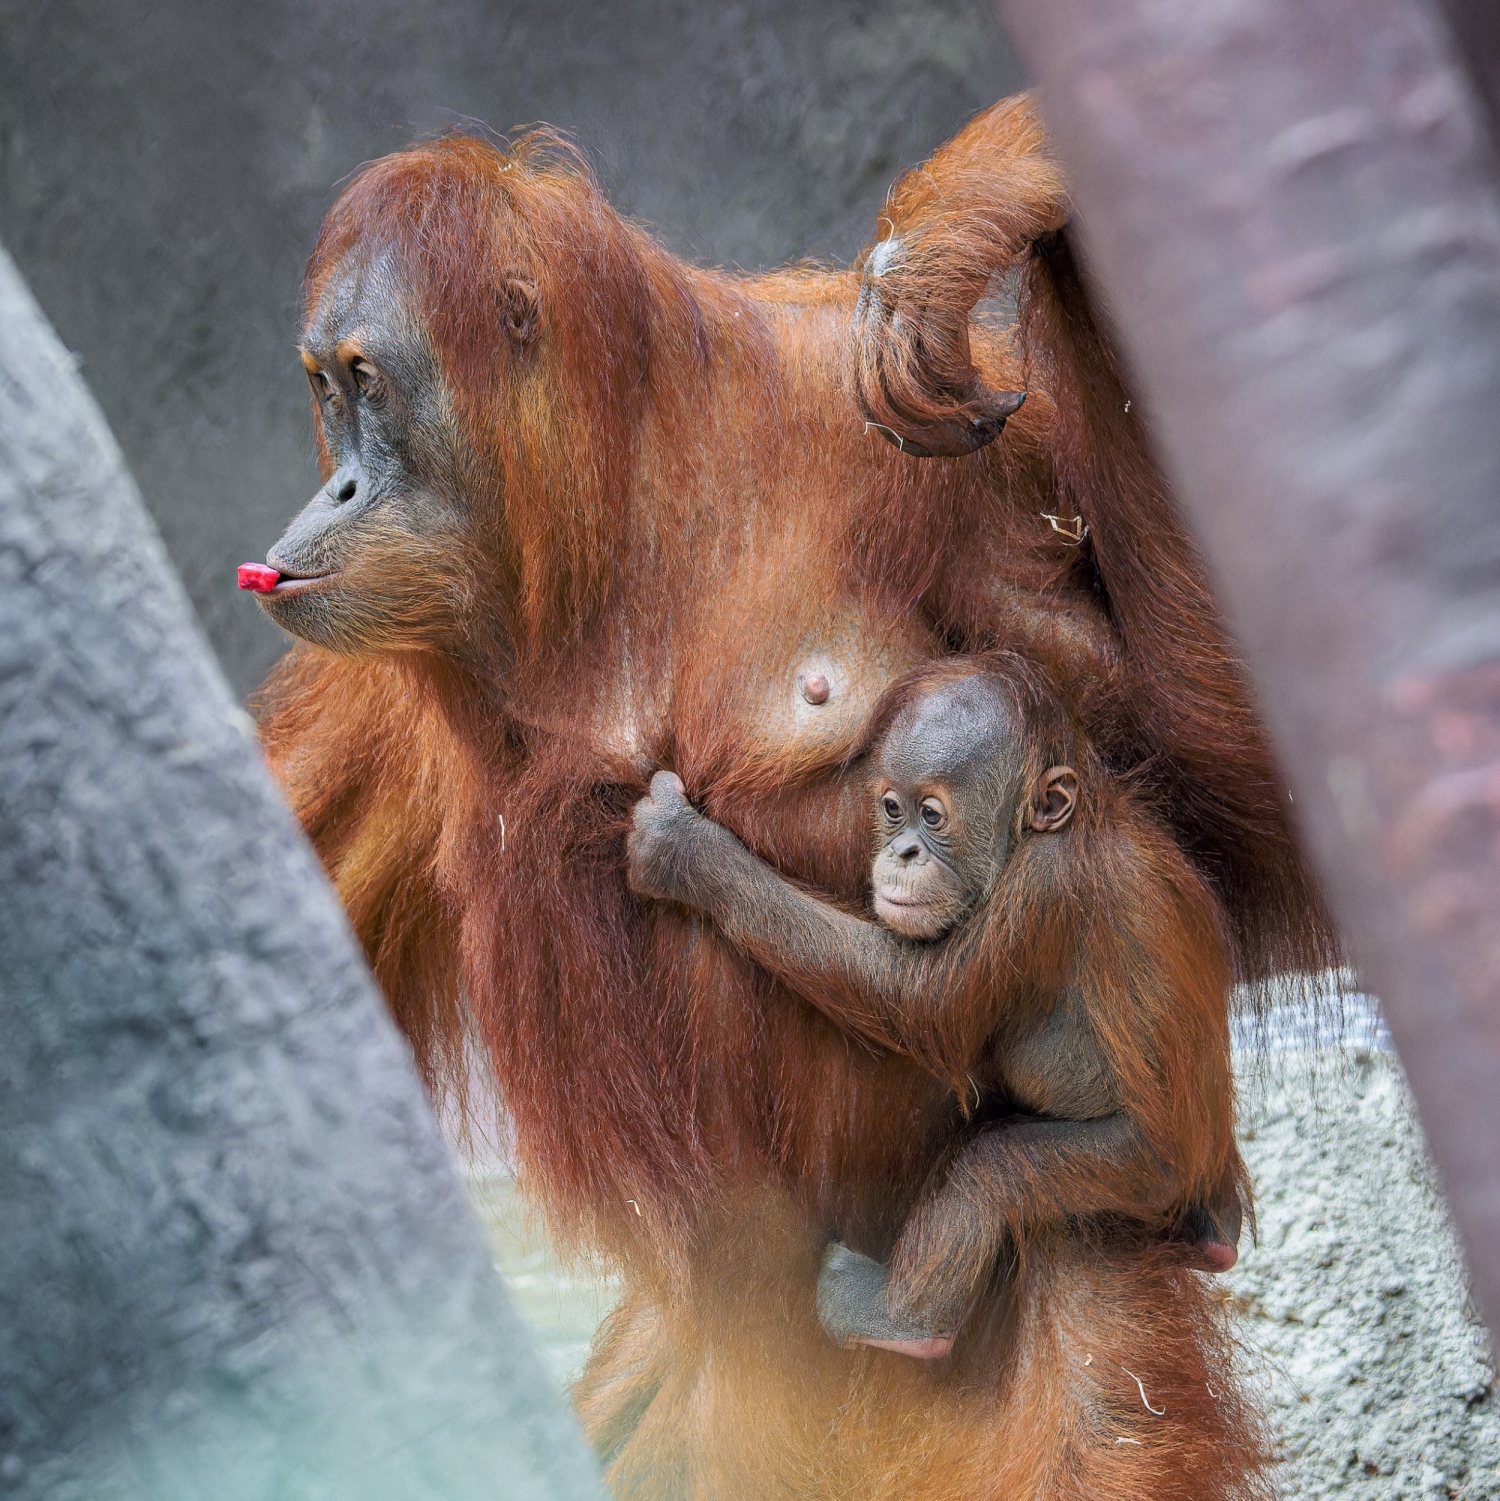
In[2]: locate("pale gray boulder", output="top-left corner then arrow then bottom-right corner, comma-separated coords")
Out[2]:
0,244 -> 601,1501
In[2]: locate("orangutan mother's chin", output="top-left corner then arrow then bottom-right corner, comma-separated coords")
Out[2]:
257,527 -> 471,656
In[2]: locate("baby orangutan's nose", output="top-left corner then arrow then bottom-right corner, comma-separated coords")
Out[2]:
893,834 -> 925,863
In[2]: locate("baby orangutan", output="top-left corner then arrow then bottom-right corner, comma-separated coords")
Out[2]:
627,660 -> 1245,1359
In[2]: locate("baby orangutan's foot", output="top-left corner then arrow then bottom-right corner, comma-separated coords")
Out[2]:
1179,1197 -> 1243,1272
815,1243 -> 955,1360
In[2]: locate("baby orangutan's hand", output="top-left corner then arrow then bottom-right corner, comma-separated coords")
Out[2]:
627,771 -> 707,904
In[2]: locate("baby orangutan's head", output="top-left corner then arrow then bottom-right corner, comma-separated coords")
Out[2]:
869,673 -> 1077,940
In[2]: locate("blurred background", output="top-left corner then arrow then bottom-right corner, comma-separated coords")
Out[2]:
0,0 -> 1023,696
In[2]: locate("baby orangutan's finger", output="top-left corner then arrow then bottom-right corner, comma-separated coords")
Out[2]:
648,769 -> 687,804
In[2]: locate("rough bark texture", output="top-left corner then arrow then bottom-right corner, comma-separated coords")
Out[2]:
0,245 -> 600,1501
996,0 -> 1500,1346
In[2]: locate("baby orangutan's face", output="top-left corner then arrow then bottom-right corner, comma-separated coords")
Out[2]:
868,679 -> 1077,941
870,780 -> 977,939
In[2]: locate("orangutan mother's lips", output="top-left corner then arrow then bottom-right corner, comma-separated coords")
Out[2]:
269,570 -> 335,595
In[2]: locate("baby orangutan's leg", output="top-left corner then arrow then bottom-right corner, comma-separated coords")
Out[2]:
815,1196 -> 1242,1364
815,1244 -> 955,1361
878,1118 -> 1246,1350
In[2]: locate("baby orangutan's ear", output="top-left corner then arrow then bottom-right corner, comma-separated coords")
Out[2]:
1028,766 -> 1078,832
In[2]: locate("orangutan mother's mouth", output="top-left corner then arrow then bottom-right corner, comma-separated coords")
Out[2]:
270,570 -> 336,595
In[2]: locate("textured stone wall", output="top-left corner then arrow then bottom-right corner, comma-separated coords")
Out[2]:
1231,1037 -> 1499,1499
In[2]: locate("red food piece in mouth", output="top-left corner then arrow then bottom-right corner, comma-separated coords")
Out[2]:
238,563 -> 281,593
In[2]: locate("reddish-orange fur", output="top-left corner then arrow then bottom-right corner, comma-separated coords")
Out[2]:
623,655 -> 1249,1335
255,97 -> 1293,1497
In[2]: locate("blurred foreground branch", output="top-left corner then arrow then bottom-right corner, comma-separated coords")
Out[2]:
998,0 -> 1500,1339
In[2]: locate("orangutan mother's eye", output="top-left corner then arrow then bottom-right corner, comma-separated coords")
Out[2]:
351,359 -> 382,401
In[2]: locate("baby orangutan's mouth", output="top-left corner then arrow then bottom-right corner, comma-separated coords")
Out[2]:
874,890 -> 948,940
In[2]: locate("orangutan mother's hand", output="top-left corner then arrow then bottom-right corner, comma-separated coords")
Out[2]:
627,771 -> 712,905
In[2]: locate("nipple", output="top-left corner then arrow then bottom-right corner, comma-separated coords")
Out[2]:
801,671 -> 831,706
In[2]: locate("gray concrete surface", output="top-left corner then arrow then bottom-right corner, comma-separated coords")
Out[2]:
0,0 -> 1024,695
0,244 -> 601,1501
1231,1042 -> 1500,1500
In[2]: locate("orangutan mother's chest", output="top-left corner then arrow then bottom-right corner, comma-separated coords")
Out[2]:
670,590 -> 942,784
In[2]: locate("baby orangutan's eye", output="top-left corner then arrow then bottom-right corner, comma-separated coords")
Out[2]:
920,799 -> 947,830
882,795 -> 902,822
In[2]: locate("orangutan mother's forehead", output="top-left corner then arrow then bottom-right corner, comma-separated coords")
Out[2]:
880,676 -> 1019,784
302,249 -> 426,355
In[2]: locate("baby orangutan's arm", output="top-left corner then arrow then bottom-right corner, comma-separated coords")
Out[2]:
626,772 -> 967,1067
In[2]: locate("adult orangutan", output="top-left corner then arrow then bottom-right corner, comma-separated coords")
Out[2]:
247,96 -> 1315,1498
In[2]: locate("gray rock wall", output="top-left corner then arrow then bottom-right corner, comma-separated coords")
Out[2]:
1231,1044 -> 1500,1499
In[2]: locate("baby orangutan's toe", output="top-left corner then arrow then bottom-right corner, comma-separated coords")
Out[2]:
886,1194 -> 1008,1336
815,1243 -> 954,1361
